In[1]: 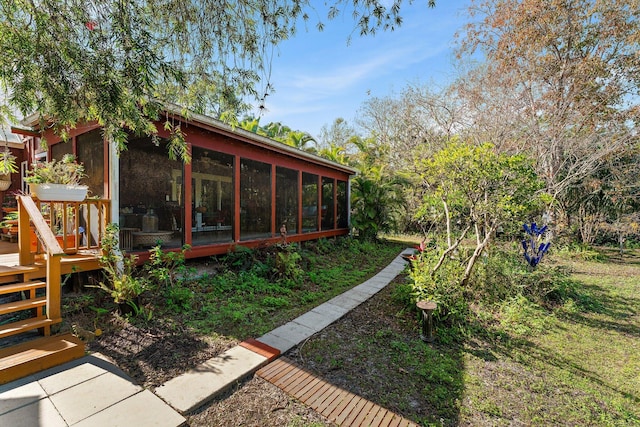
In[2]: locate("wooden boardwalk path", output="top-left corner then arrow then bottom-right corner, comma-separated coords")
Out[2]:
257,357 -> 419,427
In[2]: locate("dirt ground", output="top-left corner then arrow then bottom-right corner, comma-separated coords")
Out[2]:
63,271 -> 426,426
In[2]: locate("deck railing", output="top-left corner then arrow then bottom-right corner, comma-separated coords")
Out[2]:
18,197 -> 111,265
15,196 -> 110,327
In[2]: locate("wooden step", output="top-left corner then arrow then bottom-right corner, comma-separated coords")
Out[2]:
0,317 -> 57,340
0,265 -> 40,284
0,333 -> 85,385
0,296 -> 46,315
0,280 -> 46,296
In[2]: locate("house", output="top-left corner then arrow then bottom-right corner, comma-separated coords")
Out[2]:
17,105 -> 356,260
0,105 -> 356,383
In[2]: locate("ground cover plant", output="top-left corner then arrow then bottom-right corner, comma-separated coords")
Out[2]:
60,239 -> 639,426
60,237 -> 405,387
287,245 -> 640,426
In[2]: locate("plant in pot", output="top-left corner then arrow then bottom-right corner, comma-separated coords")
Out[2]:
0,148 -> 17,191
25,154 -> 88,201
0,211 -> 18,234
91,224 -> 149,314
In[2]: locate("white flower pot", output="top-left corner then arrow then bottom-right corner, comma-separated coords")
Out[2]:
29,183 -> 88,202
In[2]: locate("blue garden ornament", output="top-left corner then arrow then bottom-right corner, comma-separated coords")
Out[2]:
522,222 -> 550,268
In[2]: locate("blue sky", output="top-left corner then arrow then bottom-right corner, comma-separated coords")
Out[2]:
256,1 -> 472,140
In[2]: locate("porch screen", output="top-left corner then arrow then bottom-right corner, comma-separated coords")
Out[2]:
240,158 -> 271,240
302,172 -> 318,233
192,147 -> 233,245
321,177 -> 335,230
276,167 -> 298,236
337,180 -> 348,229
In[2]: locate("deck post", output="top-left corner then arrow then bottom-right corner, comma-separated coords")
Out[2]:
17,198 -> 35,266
46,254 -> 63,323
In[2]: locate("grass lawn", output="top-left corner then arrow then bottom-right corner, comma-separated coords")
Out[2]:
63,238 -> 639,425
289,246 -> 640,426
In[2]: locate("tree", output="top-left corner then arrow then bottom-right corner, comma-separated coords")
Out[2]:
417,139 -> 543,285
0,0 -> 435,158
458,0 -> 640,230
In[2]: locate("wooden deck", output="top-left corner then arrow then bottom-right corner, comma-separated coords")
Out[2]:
257,357 -> 419,427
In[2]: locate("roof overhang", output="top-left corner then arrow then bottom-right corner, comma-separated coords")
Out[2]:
17,103 -> 358,175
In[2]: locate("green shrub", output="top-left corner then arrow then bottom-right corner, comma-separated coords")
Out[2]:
409,250 -> 469,326
164,285 -> 193,313
273,243 -> 303,282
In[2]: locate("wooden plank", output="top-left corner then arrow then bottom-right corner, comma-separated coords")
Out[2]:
327,390 -> 357,420
0,333 -> 84,385
381,411 -> 398,427
299,378 -> 332,404
315,386 -> 342,414
0,318 -> 55,339
0,281 -> 46,295
261,359 -> 293,381
0,296 -> 46,315
270,363 -> 298,386
363,405 -> 386,427
256,359 -> 285,378
334,395 -> 367,426
287,370 -> 316,395
293,375 -> 323,401
279,368 -> 312,392
349,400 -> 375,427
323,389 -> 350,419
305,382 -> 336,409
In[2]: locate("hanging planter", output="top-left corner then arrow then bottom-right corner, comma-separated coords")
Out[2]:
0,175 -> 11,191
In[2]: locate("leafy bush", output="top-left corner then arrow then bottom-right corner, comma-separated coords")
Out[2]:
409,250 -> 469,326
273,243 -> 303,282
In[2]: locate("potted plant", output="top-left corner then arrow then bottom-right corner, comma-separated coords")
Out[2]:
25,154 -> 88,201
0,148 -> 17,191
0,211 -> 18,234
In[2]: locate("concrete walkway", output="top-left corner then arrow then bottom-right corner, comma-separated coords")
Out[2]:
155,248 -> 413,414
0,248 -> 413,426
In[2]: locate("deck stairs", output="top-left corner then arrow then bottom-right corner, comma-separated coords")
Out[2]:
0,193 -> 109,385
0,263 -> 91,385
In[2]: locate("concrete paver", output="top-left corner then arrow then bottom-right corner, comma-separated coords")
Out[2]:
155,345 -> 268,414
1,396 -> 67,427
257,332 -> 299,354
74,390 -> 187,427
48,368 -> 141,425
0,378 -> 47,415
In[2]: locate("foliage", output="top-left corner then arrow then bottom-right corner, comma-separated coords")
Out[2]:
459,0 -> 640,234
0,148 -> 17,175
273,243 -> 304,282
0,1 -> 433,153
144,244 -> 191,288
416,139 -> 544,286
351,164 -> 409,240
168,237 -> 404,338
92,223 -> 148,306
24,154 -> 85,185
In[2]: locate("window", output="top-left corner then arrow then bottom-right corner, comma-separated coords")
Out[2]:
276,167 -> 298,235
76,129 -> 105,198
192,147 -> 234,245
240,159 -> 271,240
321,177 -> 335,230
337,180 -> 348,228
302,172 -> 318,233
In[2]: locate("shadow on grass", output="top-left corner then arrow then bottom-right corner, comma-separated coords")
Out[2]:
286,279 -> 466,426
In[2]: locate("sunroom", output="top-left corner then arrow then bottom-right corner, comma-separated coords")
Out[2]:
17,106 -> 356,261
